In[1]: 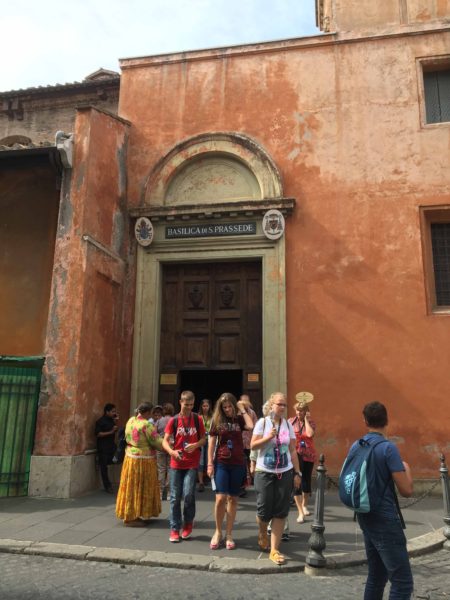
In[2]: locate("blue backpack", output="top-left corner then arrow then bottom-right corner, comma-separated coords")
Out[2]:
339,436 -> 389,513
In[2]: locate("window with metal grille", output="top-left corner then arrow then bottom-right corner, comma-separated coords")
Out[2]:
431,222 -> 450,306
424,69 -> 450,124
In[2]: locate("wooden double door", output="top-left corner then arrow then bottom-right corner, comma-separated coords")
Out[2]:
159,261 -> 262,412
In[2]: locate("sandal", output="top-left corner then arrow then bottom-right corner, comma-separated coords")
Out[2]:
210,533 -> 223,550
269,549 -> 286,565
124,519 -> 146,527
258,530 -> 269,551
225,536 -> 236,550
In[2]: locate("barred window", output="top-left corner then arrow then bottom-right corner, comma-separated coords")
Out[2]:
421,208 -> 450,313
431,223 -> 450,306
423,68 -> 450,124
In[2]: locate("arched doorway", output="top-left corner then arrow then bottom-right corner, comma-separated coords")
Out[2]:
131,132 -> 294,413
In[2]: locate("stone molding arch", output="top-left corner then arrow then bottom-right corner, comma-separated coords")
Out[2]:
143,132 -> 283,206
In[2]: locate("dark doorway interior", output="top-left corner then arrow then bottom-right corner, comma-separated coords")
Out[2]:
159,261 -> 262,411
179,369 -> 243,411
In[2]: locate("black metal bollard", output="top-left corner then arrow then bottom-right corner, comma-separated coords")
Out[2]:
305,454 -> 327,571
440,454 -> 450,550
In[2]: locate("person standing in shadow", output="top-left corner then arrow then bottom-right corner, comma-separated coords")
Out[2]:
95,403 -> 119,493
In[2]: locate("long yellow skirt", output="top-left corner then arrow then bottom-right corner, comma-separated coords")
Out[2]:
116,455 -> 161,521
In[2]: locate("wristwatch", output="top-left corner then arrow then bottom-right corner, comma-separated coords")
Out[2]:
294,471 -> 302,477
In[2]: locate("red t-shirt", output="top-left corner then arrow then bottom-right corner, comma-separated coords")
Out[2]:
165,413 -> 206,470
209,415 -> 246,466
288,416 -> 317,462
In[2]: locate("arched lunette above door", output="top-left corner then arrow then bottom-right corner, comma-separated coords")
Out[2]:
142,132 -> 284,206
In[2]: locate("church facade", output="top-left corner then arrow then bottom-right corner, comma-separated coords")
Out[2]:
1,0 -> 449,497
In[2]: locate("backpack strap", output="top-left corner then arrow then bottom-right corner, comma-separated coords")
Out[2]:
365,436 -> 406,529
392,481 -> 406,529
172,415 -> 179,437
365,437 -> 392,500
172,413 -> 200,440
193,412 -> 200,438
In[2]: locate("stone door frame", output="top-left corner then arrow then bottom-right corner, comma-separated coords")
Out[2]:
131,232 -> 287,409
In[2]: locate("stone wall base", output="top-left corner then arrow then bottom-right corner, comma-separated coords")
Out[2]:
412,478 -> 444,498
28,454 -> 122,498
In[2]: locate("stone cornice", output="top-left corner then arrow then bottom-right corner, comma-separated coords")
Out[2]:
120,24 -> 450,70
129,197 -> 296,221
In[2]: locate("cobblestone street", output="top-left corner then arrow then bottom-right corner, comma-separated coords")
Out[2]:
1,549 -> 449,600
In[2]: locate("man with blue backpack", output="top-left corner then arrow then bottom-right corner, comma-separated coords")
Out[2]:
339,402 -> 414,600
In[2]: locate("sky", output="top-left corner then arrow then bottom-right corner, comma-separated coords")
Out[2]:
2,0 -> 319,92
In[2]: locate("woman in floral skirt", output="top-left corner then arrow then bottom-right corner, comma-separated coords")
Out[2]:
116,402 -> 163,527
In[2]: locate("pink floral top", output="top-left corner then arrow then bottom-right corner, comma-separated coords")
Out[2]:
288,416 -> 317,463
124,415 -> 162,458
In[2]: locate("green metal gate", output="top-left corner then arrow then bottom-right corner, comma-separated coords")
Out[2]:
0,356 -> 44,498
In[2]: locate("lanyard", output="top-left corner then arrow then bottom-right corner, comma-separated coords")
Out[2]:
270,417 -> 282,444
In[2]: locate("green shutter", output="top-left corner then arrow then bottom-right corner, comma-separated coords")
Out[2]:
0,357 -> 43,497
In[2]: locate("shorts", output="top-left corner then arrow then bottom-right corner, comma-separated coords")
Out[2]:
254,469 -> 294,522
214,463 -> 247,496
293,457 -> 314,495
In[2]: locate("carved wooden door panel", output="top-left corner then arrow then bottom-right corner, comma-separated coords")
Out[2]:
159,261 -> 262,408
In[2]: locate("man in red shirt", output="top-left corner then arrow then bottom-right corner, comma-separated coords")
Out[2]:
162,390 -> 206,543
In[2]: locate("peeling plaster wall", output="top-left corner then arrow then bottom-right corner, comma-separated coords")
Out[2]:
409,0 -> 450,21
33,108 -> 132,460
0,87 -> 119,146
319,0 -> 450,33
333,0 -> 400,31
120,27 -> 450,476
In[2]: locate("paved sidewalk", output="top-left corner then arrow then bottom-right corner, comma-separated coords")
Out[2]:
0,487 -> 447,573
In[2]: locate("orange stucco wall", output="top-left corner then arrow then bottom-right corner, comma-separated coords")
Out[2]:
333,0 -> 400,31
320,0 -> 450,32
0,158 -> 59,355
119,28 -> 450,476
33,108 -> 132,456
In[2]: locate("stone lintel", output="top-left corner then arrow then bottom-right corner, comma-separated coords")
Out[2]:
129,197 -> 296,220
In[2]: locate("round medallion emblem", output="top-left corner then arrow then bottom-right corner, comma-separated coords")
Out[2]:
262,209 -> 285,240
135,217 -> 154,247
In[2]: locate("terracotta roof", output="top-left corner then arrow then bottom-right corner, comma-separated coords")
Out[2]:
0,71 -> 120,98
84,68 -> 120,81
0,143 -> 62,171
0,141 -> 54,152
